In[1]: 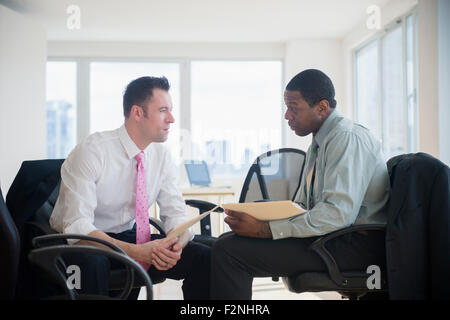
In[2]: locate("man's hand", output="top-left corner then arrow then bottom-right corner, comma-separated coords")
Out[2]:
224,209 -> 272,239
138,237 -> 180,270
151,237 -> 183,271
80,230 -> 182,271
148,228 -> 191,271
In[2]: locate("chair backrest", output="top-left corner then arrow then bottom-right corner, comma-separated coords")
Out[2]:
0,187 -> 21,299
4,159 -> 64,299
239,148 -> 306,203
385,152 -> 450,299
6,159 -> 64,231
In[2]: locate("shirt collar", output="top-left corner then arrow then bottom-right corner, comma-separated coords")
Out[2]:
118,124 -> 149,160
313,109 -> 342,148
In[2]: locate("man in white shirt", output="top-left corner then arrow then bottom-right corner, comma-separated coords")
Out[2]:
50,76 -> 211,299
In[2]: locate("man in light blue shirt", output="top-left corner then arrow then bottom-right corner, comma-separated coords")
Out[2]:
211,69 -> 390,299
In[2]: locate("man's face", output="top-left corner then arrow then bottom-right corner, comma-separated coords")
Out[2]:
284,90 -> 323,137
139,88 -> 175,143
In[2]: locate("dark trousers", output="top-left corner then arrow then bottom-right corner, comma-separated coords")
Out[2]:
210,231 -> 386,299
64,227 -> 211,300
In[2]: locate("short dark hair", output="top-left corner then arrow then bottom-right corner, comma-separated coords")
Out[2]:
286,69 -> 336,109
123,76 -> 170,118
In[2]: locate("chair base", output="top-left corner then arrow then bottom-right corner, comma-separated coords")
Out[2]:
282,272 -> 387,300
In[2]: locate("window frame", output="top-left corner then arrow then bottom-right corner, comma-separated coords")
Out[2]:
46,57 -> 285,174
353,8 -> 419,157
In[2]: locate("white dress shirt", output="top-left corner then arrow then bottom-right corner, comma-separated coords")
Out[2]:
50,125 -> 194,243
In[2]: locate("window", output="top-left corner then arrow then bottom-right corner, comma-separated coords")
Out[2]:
46,59 -> 284,181
381,26 -> 404,156
190,61 -> 283,179
354,12 -> 418,159
46,61 -> 77,159
355,40 -> 379,138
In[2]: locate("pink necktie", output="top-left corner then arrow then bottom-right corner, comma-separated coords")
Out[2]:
135,151 -> 151,270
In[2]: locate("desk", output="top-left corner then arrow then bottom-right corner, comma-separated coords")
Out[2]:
180,187 -> 235,204
181,187 -> 235,235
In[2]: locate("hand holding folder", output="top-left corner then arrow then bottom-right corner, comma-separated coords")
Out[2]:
222,201 -> 307,221
164,201 -> 306,241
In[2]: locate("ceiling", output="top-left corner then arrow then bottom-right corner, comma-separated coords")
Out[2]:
2,0 -> 391,42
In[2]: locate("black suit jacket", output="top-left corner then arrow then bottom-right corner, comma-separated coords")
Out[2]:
386,153 -> 450,299
6,159 -> 64,232
5,159 -> 64,299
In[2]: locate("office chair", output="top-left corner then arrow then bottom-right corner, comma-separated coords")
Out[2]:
28,233 -> 153,300
282,152 -> 450,300
185,148 -> 307,243
0,186 -> 21,299
5,159 -> 212,299
1,182 -> 152,300
281,224 -> 387,300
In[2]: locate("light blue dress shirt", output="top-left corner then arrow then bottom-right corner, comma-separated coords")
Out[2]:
269,110 -> 390,239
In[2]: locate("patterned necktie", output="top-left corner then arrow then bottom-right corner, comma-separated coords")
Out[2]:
135,151 -> 151,270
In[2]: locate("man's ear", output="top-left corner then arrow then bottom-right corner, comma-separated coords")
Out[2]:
318,99 -> 330,115
130,105 -> 143,119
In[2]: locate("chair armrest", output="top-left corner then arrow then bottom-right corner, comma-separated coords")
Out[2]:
31,234 -> 133,299
310,224 -> 386,250
32,234 -> 126,254
309,224 -> 386,288
185,200 -> 224,237
149,217 -> 166,236
185,199 -> 224,213
28,243 -> 152,300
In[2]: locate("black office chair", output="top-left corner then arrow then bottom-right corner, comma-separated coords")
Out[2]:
0,186 -> 21,299
6,159 -> 213,299
28,233 -> 153,300
282,152 -> 450,300
281,224 -> 387,300
5,160 -> 156,298
1,181 -> 152,300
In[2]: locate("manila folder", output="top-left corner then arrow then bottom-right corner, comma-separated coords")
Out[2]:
222,201 -> 306,221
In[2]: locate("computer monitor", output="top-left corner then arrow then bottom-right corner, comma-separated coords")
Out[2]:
184,160 -> 212,187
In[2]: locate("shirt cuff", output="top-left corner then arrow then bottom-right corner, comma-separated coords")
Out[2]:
269,219 -> 292,240
64,219 -> 98,245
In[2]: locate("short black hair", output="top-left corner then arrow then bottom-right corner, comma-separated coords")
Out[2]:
286,69 -> 336,109
123,76 -> 170,118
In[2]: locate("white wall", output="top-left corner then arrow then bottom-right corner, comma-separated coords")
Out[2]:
0,5 -> 47,193
48,41 -> 285,60
417,0 -> 439,159
438,0 -> 450,166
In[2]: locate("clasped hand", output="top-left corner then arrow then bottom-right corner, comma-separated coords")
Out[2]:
139,237 -> 182,271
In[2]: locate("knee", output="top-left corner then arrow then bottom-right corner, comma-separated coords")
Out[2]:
212,233 -> 236,259
76,253 -> 111,277
187,241 -> 212,267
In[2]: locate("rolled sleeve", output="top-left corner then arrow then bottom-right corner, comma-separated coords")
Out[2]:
270,132 -> 377,239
